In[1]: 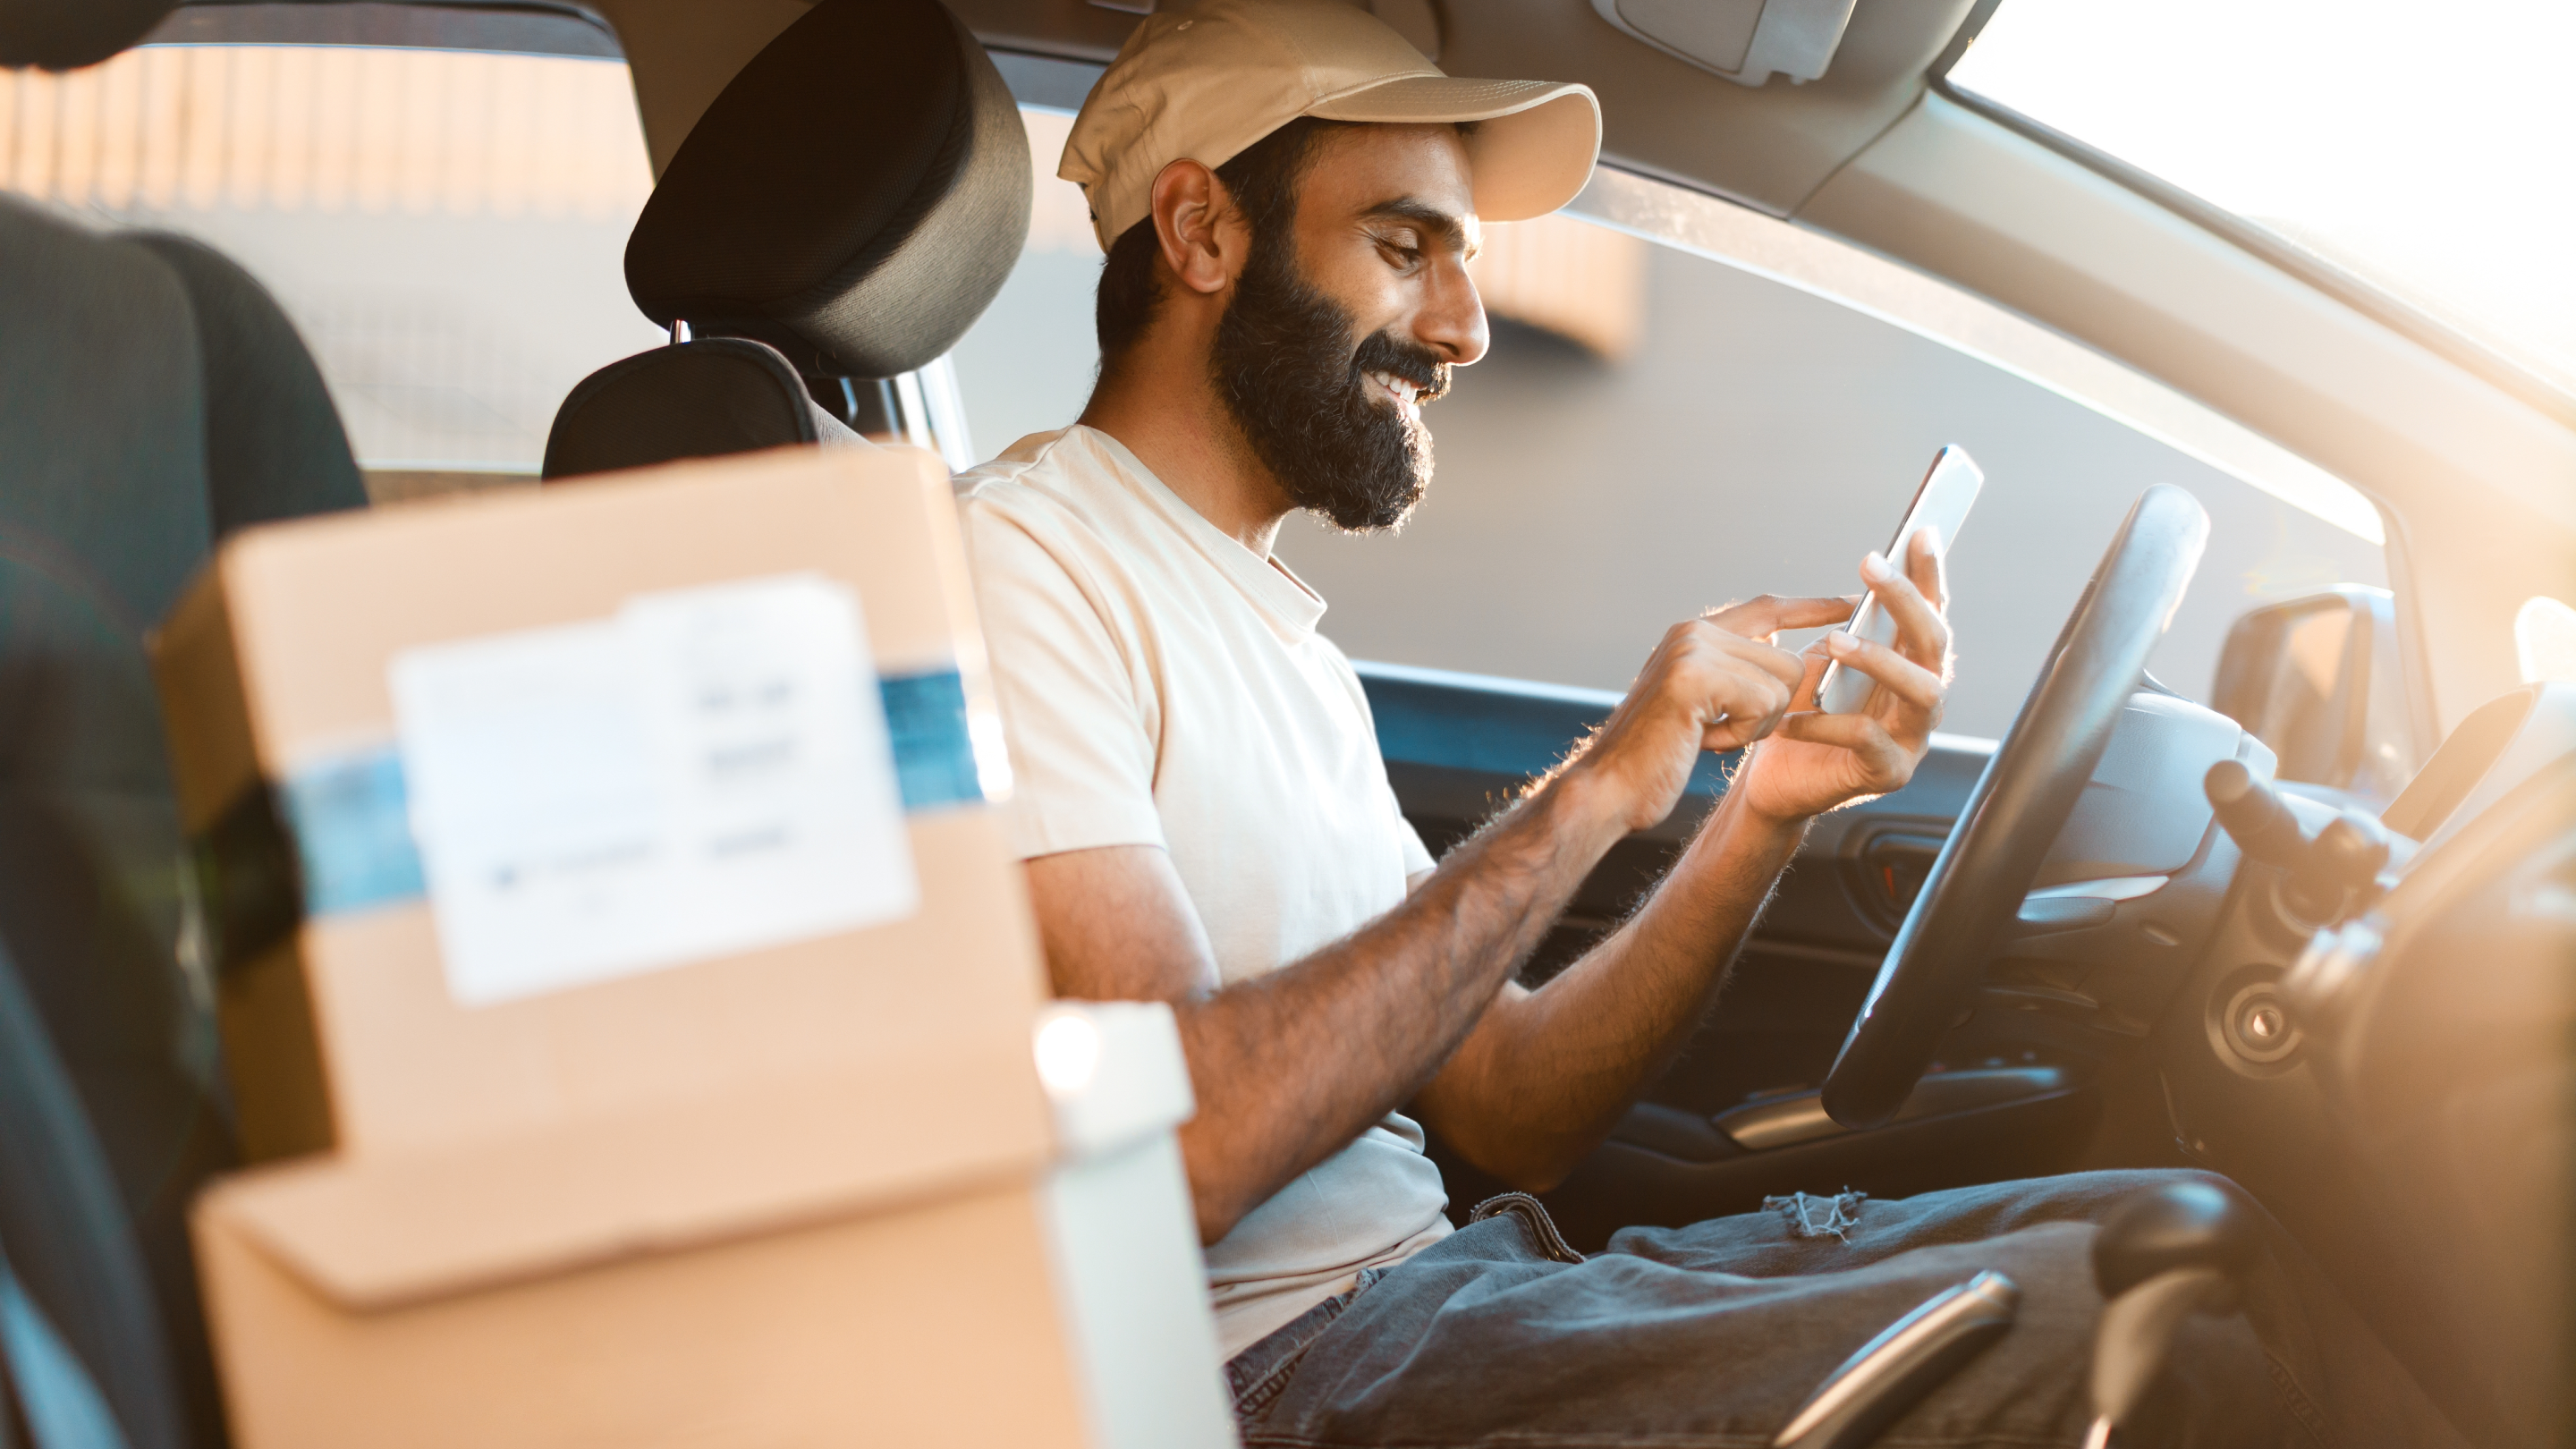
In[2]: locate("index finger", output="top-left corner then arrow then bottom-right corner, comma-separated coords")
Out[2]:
1703,593 -> 1857,640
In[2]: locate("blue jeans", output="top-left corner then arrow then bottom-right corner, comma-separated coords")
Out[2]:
1224,1171 -> 2459,1448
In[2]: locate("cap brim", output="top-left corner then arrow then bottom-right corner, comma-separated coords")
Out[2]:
1307,77 -> 1600,223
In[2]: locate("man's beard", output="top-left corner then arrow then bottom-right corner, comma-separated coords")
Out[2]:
1209,238 -> 1451,532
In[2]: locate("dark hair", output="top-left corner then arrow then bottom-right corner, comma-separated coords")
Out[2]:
1092,116 -> 1349,369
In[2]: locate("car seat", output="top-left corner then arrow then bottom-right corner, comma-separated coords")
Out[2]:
541,0 -> 1031,480
0,182 -> 369,1447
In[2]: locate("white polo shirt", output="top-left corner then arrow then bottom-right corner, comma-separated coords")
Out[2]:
954,425 -> 1452,1359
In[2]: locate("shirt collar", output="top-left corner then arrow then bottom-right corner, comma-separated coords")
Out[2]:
1072,426 -> 1330,639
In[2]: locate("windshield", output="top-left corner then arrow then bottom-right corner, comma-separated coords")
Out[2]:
1947,0 -> 2576,401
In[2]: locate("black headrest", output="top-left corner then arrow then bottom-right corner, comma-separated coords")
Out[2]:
623,0 -> 1032,379
0,0 -> 174,70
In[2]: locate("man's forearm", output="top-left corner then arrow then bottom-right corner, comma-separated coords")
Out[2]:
1417,784 -> 1810,1189
1171,772 -> 1629,1240
1034,589 -> 1889,1241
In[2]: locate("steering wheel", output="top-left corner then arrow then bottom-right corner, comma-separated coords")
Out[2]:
1820,485 -> 2211,1129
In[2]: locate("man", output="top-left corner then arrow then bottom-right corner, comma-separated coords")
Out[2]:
954,3 -> 2442,1443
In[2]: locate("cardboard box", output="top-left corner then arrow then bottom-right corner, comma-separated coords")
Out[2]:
152,445 -> 1041,1165
191,1000 -> 1233,1449
161,449 -> 1237,1447
195,1161 -> 1090,1447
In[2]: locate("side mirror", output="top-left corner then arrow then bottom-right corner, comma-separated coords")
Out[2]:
2211,586 -> 2419,800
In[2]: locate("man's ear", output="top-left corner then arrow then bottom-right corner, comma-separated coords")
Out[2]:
1149,158 -> 1245,298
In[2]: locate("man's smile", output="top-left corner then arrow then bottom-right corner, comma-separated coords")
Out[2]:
1365,369 -> 1424,423
1361,358 -> 1450,425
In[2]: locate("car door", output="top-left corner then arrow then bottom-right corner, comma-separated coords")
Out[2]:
931,93 -> 2394,1250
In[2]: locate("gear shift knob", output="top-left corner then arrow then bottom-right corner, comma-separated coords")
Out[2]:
2082,1181 -> 2261,1448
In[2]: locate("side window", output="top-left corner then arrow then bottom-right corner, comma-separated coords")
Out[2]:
2519,597 -> 2576,686
949,108 -> 1102,461
952,125 -> 2388,740
0,40 -> 659,497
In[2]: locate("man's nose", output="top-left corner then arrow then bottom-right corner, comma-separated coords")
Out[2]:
1416,257 -> 1489,367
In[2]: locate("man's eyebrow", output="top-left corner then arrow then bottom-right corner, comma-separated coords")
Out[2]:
1361,198 -> 1478,258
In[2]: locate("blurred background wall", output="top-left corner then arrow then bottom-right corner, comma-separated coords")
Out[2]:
0,44 -> 658,469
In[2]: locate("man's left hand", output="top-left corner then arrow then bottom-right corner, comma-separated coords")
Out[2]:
1732,528 -> 1952,826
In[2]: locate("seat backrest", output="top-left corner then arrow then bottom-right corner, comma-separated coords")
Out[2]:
542,336 -> 863,481
543,0 -> 1030,479
0,0 -> 167,68
0,193 -> 368,1449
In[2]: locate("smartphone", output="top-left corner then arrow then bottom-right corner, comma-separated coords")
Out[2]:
1816,445 -> 1982,715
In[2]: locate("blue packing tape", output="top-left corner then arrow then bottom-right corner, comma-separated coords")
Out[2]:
271,667 -> 979,920
878,667 -> 984,812
276,749 -> 426,917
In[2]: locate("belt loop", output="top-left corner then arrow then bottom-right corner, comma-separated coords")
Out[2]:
1468,1191 -> 1586,1264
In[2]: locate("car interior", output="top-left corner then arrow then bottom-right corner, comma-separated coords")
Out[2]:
0,1 -> 2569,1447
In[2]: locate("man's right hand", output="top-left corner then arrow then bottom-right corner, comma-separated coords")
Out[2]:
1561,595 -> 1858,835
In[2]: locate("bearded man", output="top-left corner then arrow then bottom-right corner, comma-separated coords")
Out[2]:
953,3 -> 2445,1445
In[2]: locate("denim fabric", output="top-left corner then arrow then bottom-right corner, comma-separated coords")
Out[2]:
1227,1267 -> 1392,1424
1226,1170 -> 2462,1449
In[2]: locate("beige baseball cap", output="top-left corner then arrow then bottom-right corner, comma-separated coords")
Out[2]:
1060,0 -> 1602,252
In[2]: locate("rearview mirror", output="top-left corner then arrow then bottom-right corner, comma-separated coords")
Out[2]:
2211,587 -> 2419,801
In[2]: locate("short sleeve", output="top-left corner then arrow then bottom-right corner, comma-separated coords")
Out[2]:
1394,803 -> 1436,878
959,500 -> 1167,860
